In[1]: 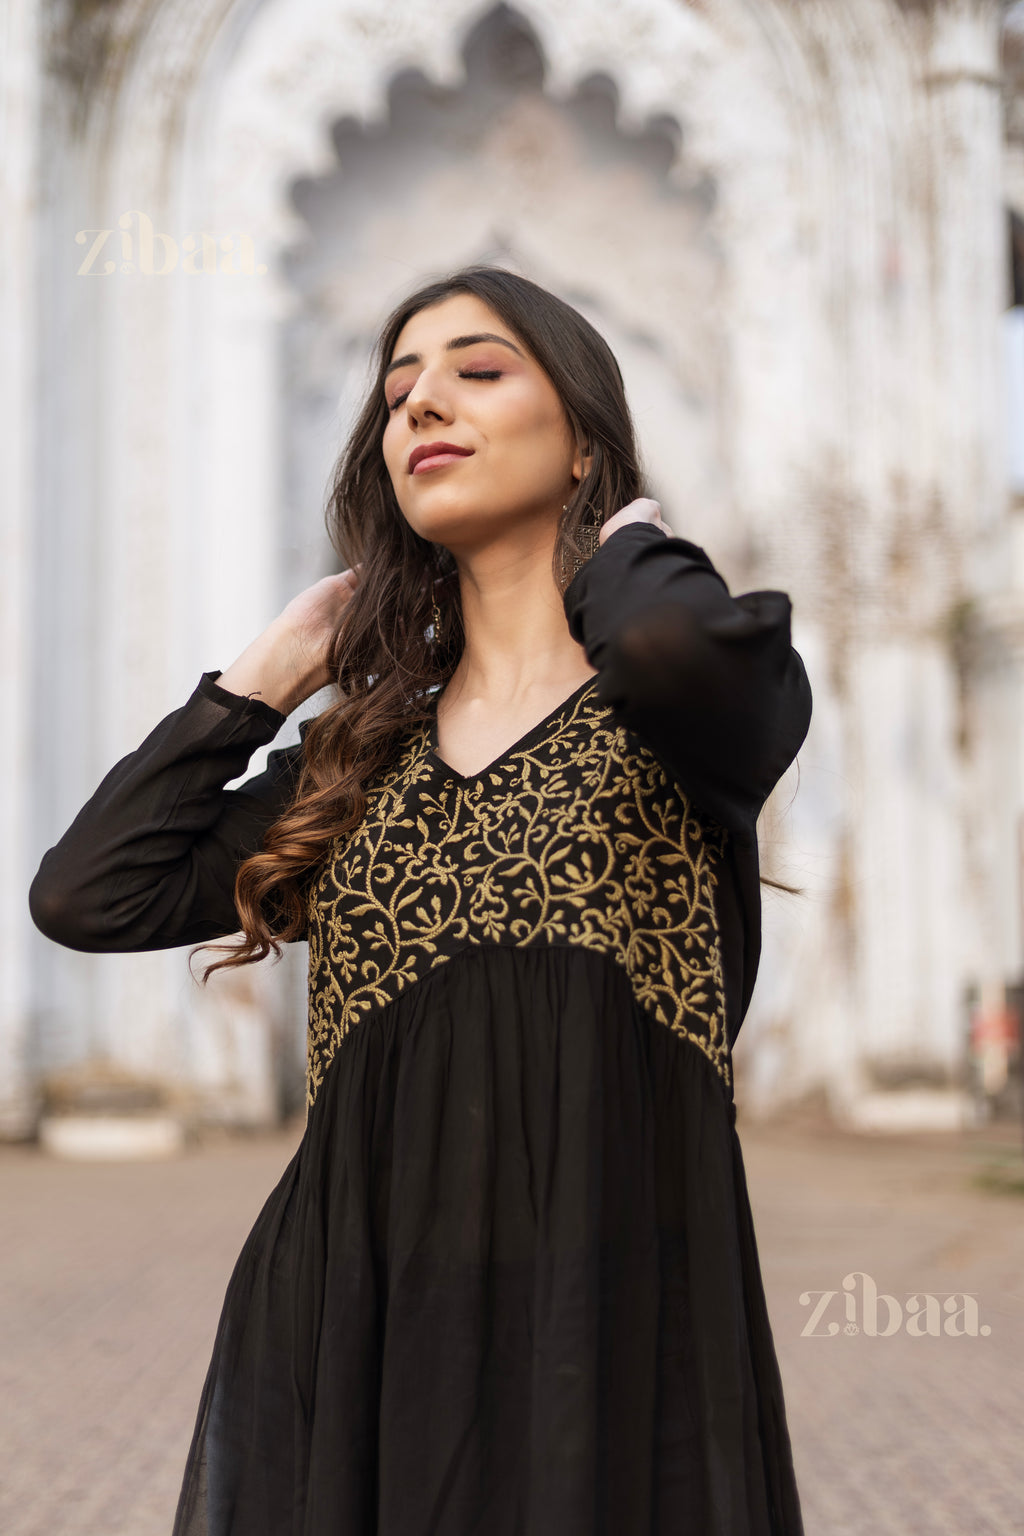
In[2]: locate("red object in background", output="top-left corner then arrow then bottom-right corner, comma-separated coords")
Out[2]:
970,1004 -> 1021,1050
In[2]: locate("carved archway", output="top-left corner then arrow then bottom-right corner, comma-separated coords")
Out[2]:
278,4 -> 727,600
29,0 -> 905,1117
25,0 -> 1007,1124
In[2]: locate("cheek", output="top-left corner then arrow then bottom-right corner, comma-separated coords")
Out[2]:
381,427 -> 403,481
494,392 -> 572,465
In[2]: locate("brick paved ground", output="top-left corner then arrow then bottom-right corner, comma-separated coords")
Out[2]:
741,1105 -> 1024,1536
1,1105 -> 1021,1535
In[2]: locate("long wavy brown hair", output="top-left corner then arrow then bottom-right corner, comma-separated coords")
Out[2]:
193,265 -> 649,982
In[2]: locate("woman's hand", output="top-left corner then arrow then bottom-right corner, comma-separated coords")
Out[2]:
217,564 -> 363,715
599,498 -> 676,545
275,566 -> 363,677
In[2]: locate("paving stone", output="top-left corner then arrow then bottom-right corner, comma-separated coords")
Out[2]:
1,1110 -> 1021,1534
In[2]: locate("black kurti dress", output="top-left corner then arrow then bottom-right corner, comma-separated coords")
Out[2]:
29,521 -> 812,1536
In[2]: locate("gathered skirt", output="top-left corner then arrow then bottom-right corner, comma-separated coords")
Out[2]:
172,945 -> 803,1535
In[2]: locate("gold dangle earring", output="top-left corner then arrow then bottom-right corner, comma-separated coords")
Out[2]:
431,591 -> 443,644
558,503 -> 601,586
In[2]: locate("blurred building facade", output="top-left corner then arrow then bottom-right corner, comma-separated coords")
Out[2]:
4,0 -> 1022,1135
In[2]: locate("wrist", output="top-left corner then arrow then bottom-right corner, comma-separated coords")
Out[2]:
599,514 -> 670,547
220,623 -> 328,715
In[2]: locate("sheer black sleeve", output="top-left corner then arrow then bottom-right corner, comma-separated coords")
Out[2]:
563,521 -> 812,834
28,670 -> 309,954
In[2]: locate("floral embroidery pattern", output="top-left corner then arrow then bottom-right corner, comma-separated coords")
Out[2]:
305,687 -> 730,1105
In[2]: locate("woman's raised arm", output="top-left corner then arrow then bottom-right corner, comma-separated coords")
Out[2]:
562,509 -> 812,835
28,566 -> 361,953
28,673 -> 306,953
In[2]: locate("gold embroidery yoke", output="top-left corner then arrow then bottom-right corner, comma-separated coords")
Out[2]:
306,677 -> 730,1108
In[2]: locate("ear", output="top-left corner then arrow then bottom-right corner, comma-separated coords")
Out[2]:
571,442 -> 594,484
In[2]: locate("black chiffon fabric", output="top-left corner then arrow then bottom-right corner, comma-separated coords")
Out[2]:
29,522 -> 812,1535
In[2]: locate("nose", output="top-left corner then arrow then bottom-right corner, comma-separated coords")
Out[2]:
402,366 -> 452,426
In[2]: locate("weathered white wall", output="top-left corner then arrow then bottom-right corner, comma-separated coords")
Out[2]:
1,0 -> 43,1136
11,0 -> 1017,1131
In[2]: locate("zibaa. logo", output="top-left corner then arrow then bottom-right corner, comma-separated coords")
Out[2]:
75,211 -> 267,276
799,1272 -> 991,1337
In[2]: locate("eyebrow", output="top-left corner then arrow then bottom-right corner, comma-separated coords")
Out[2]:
384,332 -> 526,380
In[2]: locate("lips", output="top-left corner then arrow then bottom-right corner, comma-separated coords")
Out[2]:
408,441 -> 474,474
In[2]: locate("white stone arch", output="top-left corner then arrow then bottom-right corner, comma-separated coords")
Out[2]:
277,7 -> 737,611
23,0 -> 1009,1127
33,0 -> 825,1120
63,0 -> 857,698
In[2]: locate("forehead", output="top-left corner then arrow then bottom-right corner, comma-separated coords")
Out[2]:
389,291 -> 522,360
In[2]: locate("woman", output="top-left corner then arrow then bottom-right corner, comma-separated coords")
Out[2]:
29,265 -> 811,1535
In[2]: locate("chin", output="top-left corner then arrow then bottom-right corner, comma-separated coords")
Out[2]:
407,504 -> 499,546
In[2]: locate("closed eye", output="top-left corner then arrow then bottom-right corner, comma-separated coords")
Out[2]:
387,369 -> 502,412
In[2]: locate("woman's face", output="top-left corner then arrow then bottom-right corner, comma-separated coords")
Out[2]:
381,292 -> 588,554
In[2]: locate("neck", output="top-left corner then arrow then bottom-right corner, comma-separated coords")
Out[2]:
443,532 -> 594,705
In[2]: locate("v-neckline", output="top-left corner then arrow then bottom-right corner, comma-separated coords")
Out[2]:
427,674 -> 599,784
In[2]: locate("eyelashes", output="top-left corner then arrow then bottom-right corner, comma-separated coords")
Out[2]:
387,369 -> 502,412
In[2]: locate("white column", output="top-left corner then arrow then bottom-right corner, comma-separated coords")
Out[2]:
844,7 -> 1006,1096
921,5 -> 1006,538
0,0 -> 42,1137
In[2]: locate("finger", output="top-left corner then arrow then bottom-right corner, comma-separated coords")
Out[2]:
615,498 -> 660,523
